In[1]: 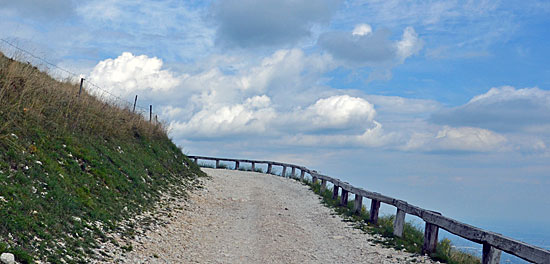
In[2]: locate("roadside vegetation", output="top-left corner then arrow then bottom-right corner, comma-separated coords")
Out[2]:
0,52 -> 205,263
306,179 -> 481,264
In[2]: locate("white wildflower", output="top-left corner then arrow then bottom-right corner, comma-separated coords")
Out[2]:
31,186 -> 37,194
10,133 -> 18,139
24,165 -> 29,170
0,196 -> 7,203
35,161 -> 43,165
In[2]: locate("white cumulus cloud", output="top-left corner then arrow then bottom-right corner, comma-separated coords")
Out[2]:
352,23 -> 372,36
170,95 -> 276,138
89,52 -> 180,97
305,95 -> 376,129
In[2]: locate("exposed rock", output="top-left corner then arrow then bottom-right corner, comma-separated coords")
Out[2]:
0,253 -> 16,264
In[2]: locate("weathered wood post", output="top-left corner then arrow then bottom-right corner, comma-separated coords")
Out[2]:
251,162 -> 255,171
353,194 -> 363,215
300,170 -> 305,180
320,179 -> 327,192
312,175 -> 318,184
193,158 -> 197,164
235,161 -> 240,170
291,167 -> 296,178
215,159 -> 220,168
332,185 -> 339,201
369,199 -> 381,224
78,78 -> 84,97
267,163 -> 272,174
482,243 -> 502,264
281,166 -> 287,177
133,95 -> 138,112
149,105 -> 152,122
340,189 -> 349,206
422,216 -> 440,255
393,208 -> 406,237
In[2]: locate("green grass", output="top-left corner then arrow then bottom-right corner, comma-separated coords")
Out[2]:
0,52 -> 206,263
305,180 -> 481,264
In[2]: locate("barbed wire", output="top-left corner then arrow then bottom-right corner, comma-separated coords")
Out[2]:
0,38 -> 154,114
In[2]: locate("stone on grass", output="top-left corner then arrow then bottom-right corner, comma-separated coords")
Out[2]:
0,253 -> 16,264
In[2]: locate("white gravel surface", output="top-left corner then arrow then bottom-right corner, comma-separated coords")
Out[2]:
103,168 -> 436,263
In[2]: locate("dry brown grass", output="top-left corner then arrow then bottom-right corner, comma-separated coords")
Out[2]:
0,51 -> 166,140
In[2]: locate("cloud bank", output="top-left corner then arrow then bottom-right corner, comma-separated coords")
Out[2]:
211,0 -> 342,48
318,24 -> 423,72
431,86 -> 550,133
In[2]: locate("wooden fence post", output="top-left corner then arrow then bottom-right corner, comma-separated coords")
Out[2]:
251,162 -> 255,171
78,78 -> 84,97
282,166 -> 286,177
332,185 -> 339,201
369,199 -> 381,224
215,160 -> 220,168
267,163 -> 272,174
149,105 -> 152,122
340,189 -> 349,206
193,158 -> 197,164
235,161 -> 240,170
300,170 -> 305,180
320,179 -> 327,192
291,167 -> 296,178
133,95 -> 138,112
393,208 -> 406,237
482,243 -> 502,264
312,176 -> 318,184
422,222 -> 439,255
353,194 -> 362,215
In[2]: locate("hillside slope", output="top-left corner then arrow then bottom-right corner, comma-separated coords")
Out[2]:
0,52 -> 205,263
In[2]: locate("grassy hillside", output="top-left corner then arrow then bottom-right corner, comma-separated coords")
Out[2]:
0,52 -> 205,263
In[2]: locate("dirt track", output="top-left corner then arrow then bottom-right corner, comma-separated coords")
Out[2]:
107,168 -> 435,263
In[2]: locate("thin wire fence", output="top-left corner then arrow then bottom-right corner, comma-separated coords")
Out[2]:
0,38 -> 156,120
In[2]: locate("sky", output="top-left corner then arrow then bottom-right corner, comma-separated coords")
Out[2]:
1,0 -> 550,253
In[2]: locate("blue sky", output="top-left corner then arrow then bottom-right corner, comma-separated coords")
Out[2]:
2,0 -> 550,250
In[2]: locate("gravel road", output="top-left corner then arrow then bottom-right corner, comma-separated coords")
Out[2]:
106,168 -> 436,263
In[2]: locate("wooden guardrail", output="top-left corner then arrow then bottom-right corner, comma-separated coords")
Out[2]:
188,155 -> 550,264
